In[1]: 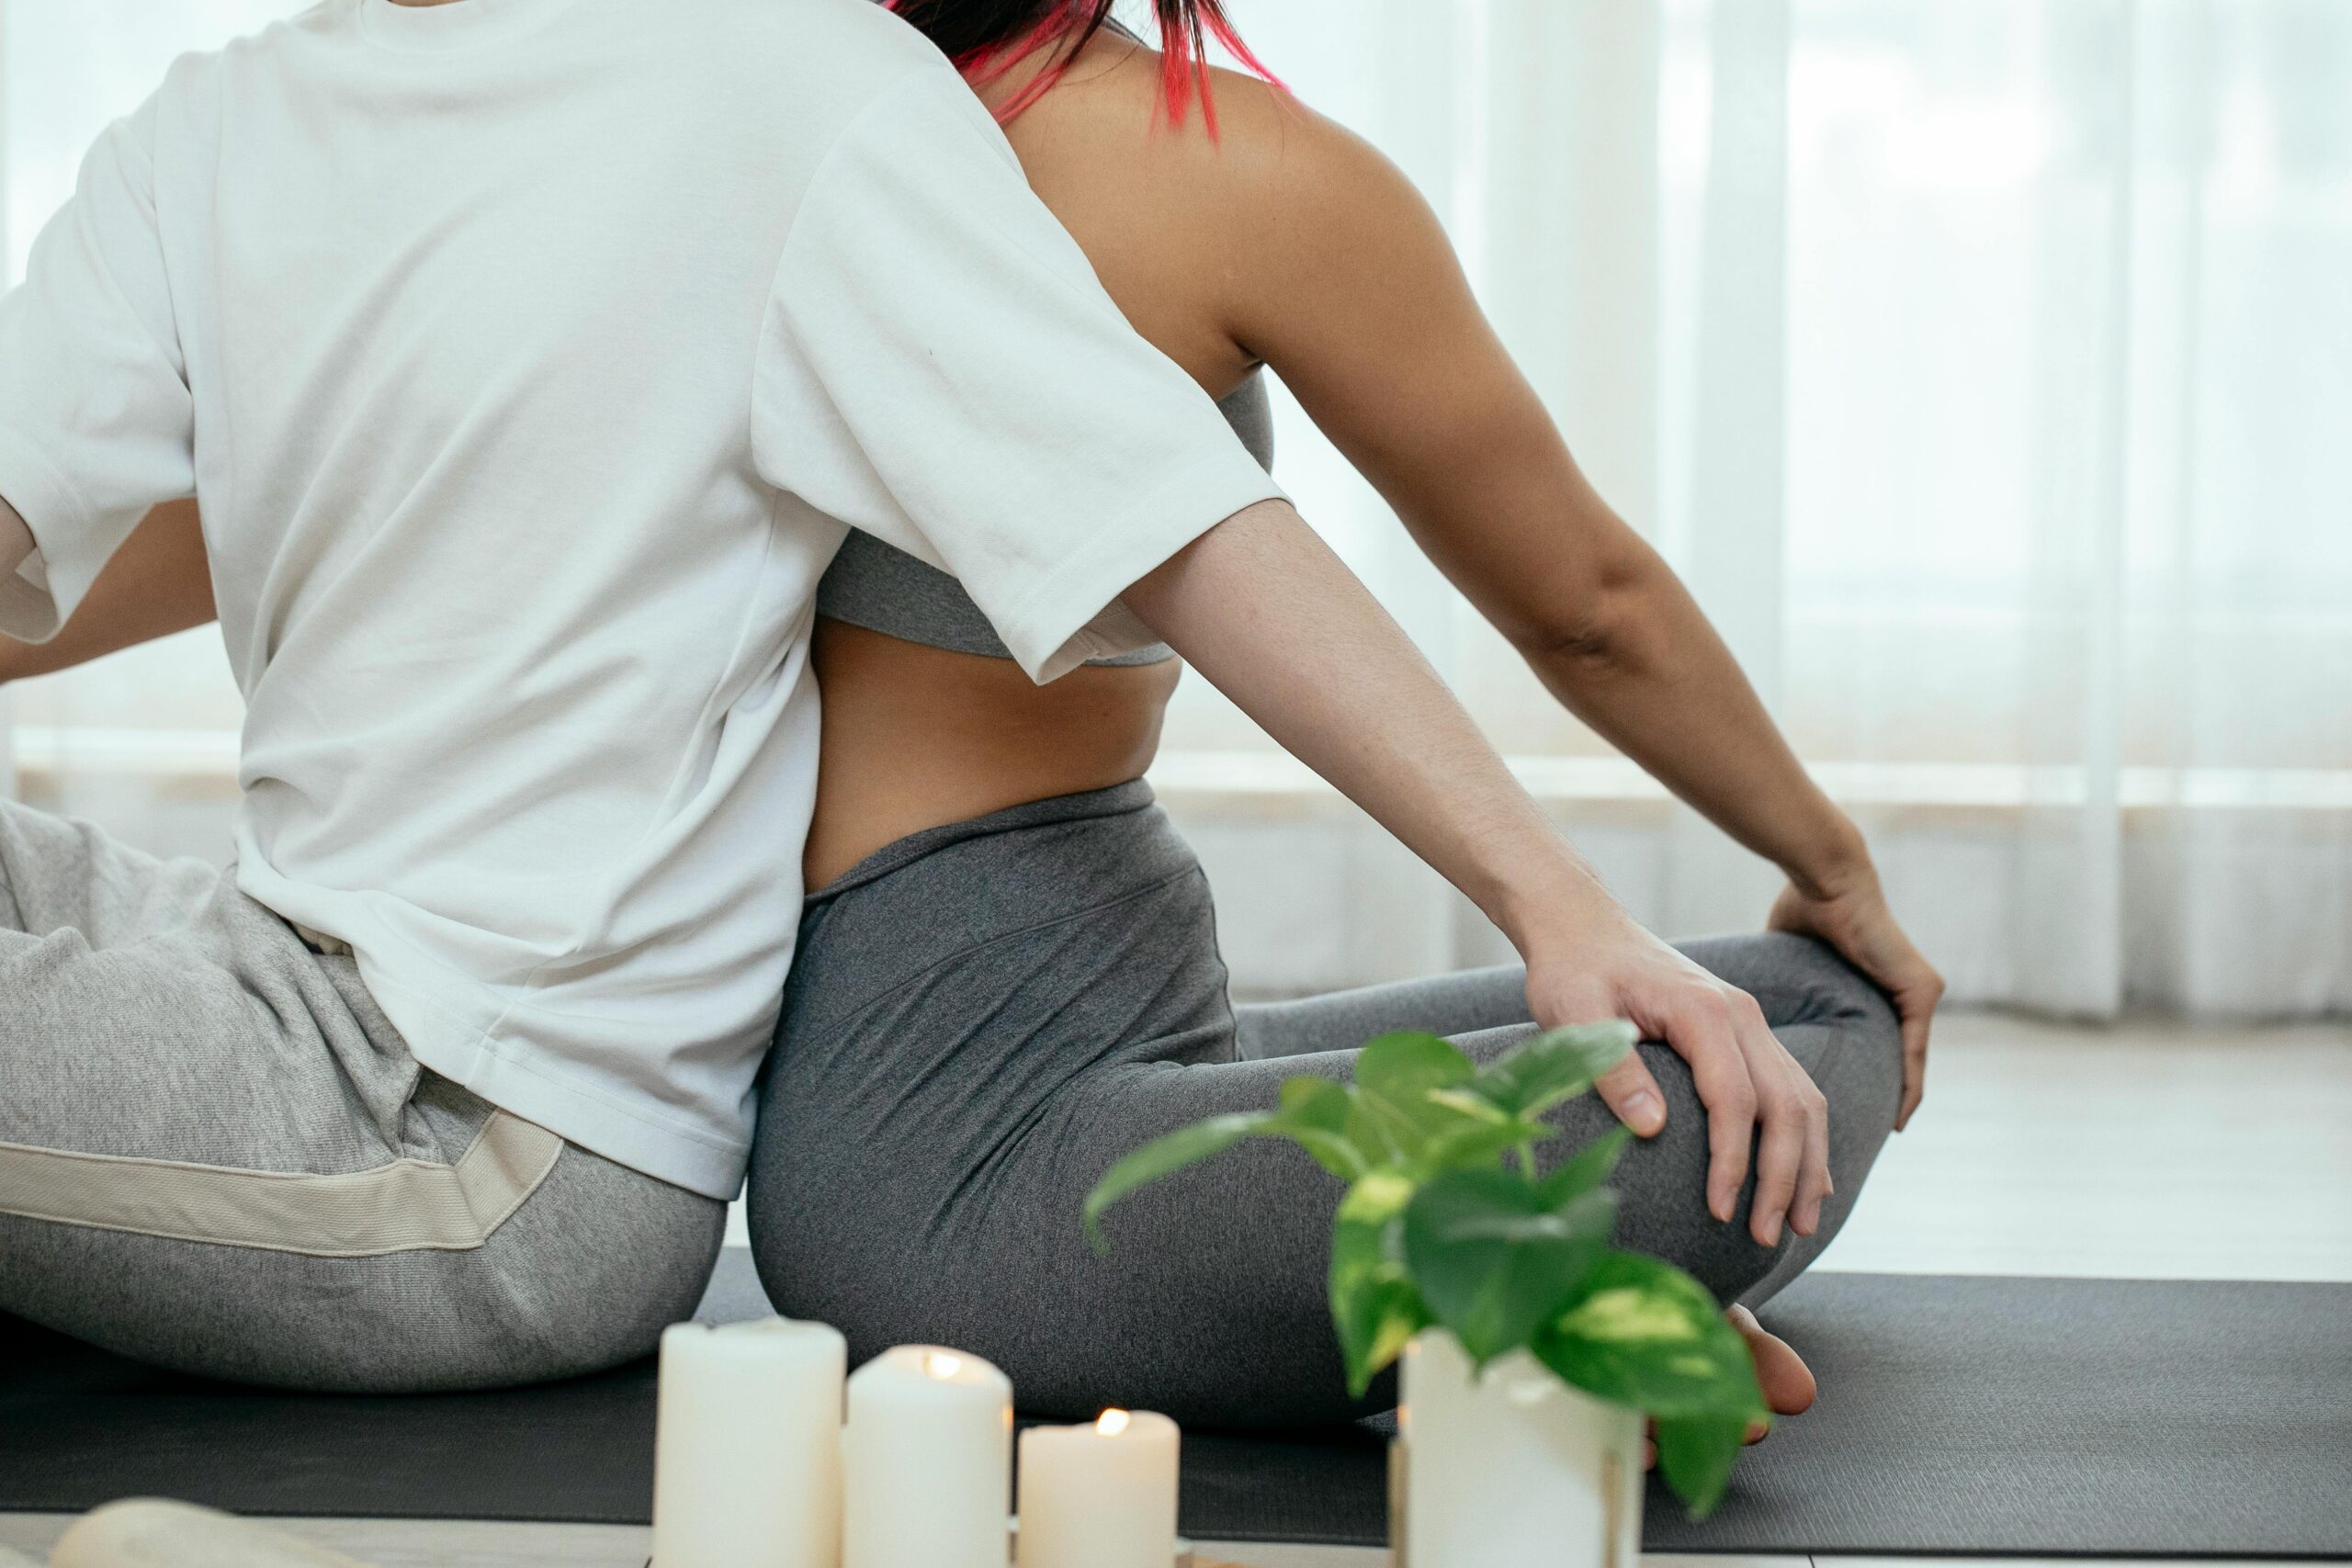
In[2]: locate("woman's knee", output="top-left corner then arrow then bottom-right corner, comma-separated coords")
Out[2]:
1772,937 -> 1905,1144
1668,935 -> 1906,1307
1679,932 -> 1901,1132
1679,931 -> 1887,1031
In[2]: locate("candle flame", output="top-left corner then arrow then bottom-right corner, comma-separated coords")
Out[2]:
1096,1408 -> 1132,1437
924,1352 -> 965,1381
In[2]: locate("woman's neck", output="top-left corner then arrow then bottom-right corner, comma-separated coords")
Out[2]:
970,22 -> 1144,120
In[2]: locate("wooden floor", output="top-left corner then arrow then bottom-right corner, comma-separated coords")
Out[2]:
5,1010 -> 2346,1567
1808,1010 -> 2352,1281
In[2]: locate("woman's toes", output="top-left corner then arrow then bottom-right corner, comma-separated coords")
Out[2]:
1727,1303 -> 1818,1416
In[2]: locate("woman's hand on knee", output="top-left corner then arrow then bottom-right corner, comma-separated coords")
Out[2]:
1768,863 -> 1944,1131
1524,921 -> 1832,1248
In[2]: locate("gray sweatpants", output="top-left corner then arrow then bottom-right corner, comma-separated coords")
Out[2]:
748,781 -> 1902,1427
0,799 -> 724,1392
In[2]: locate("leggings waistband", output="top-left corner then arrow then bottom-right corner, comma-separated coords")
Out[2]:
807,779 -> 1159,906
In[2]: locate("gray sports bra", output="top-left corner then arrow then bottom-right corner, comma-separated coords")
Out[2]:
817,372 -> 1276,667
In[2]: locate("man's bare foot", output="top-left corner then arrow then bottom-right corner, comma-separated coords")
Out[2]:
1640,1304 -> 1818,1469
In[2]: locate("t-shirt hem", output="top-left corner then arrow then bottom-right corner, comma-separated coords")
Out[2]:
0,423 -> 100,643
994,442 -> 1286,683
365,969 -> 750,1201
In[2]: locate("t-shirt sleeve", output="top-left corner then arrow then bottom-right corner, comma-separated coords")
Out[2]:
0,96 -> 197,643
750,65 -> 1286,683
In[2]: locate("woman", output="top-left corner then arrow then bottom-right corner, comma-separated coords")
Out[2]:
0,0 -> 1939,1429
767,0 -> 1941,1427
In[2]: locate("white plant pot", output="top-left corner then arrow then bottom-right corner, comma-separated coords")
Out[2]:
1395,1329 -> 1644,1568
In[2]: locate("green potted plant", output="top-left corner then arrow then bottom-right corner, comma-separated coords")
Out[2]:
1084,1022 -> 1767,1561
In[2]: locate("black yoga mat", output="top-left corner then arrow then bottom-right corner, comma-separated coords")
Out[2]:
4,1255 -> 2346,1556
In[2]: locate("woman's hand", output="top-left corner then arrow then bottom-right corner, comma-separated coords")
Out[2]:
1768,863 -> 1942,1130
1521,909 -> 1831,1249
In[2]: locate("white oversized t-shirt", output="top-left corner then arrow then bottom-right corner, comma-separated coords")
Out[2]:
0,0 -> 1283,1198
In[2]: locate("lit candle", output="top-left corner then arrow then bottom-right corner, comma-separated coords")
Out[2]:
651,1317 -> 847,1568
842,1346 -> 1014,1568
1015,1408 -> 1182,1568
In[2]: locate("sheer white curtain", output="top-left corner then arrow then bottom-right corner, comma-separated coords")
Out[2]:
6,1 -> 2347,1016
1182,0 -> 2352,1016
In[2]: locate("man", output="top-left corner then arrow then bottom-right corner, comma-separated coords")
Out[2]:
0,0 -> 1841,1390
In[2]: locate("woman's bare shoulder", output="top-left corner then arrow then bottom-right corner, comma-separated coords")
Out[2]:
1008,42 -> 1413,243
1006,44 -> 1432,364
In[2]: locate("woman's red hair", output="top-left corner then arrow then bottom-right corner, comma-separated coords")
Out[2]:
885,0 -> 1283,135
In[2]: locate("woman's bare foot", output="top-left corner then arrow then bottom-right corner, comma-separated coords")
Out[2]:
1730,1303 -> 1817,1421
1641,1304 -> 1818,1468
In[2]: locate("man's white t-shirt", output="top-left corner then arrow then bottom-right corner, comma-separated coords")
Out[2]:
0,0 -> 1283,1198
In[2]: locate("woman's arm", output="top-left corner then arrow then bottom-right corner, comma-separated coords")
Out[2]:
1218,106 -> 1940,1130
1128,498 -> 1829,1247
0,499 -> 216,681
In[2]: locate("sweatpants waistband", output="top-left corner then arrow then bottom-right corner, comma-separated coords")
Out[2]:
807,779 -> 1159,906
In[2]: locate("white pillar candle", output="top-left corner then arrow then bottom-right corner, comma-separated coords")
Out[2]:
842,1345 -> 1014,1568
1399,1330 -> 1644,1568
1015,1408 -> 1181,1568
652,1317 -> 847,1568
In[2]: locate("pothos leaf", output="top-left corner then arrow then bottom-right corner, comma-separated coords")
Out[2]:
1349,1032 -> 1479,1157
1082,1075 -> 1378,1250
1653,1412 -> 1754,1519
1464,1021 -> 1639,1121
1532,1249 -> 1765,1419
1278,1076 -> 1372,1182
1418,1111 -> 1556,1177
1328,1171 -> 1429,1394
1401,1168 -> 1616,1367
1083,1112 -> 1275,1252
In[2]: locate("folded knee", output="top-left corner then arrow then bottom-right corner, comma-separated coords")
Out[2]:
1744,932 -> 1896,1031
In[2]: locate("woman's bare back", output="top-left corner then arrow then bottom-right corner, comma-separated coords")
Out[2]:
804,37 -> 1316,886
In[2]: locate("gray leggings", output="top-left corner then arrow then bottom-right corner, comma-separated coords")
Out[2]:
746,781 -> 1902,1427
